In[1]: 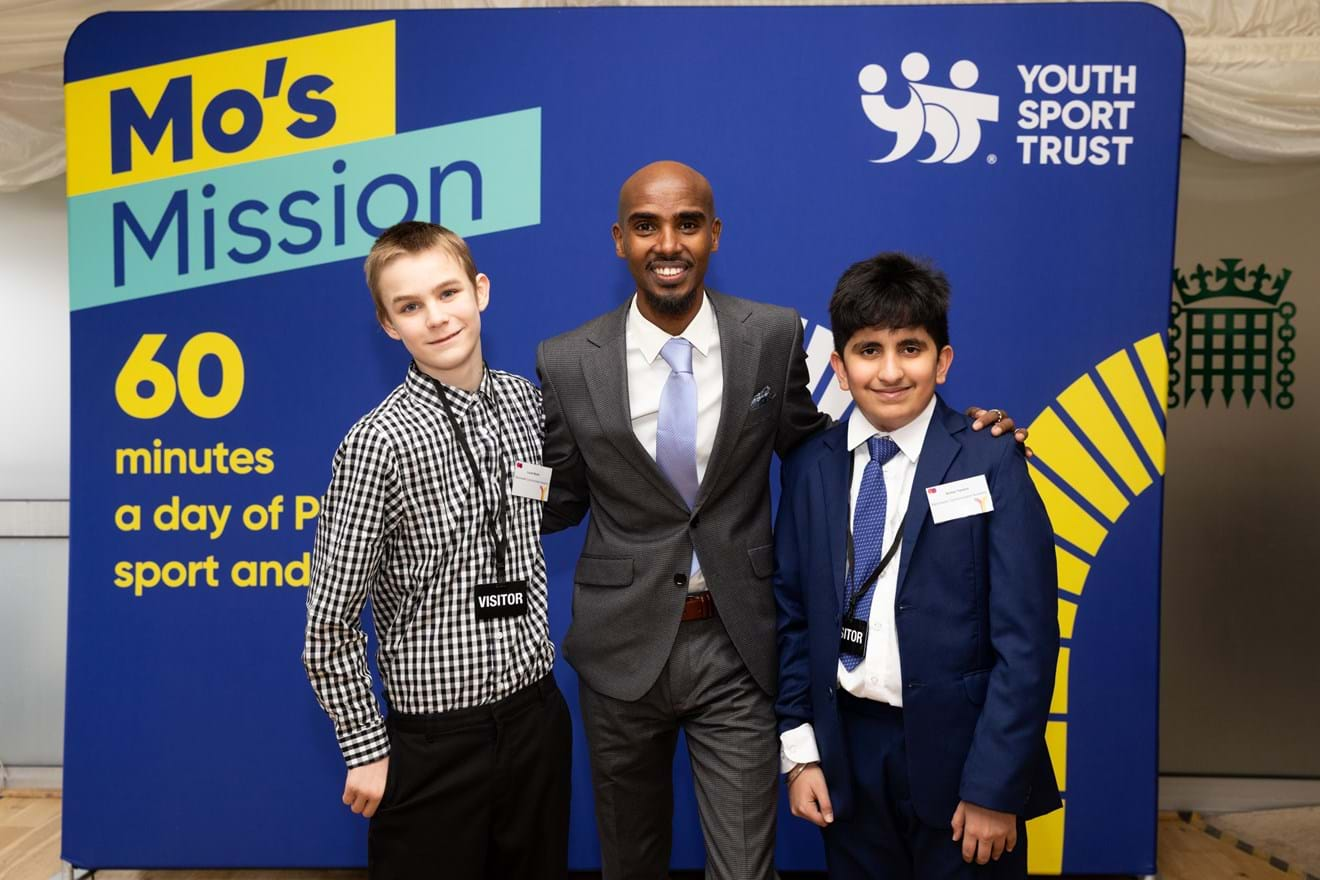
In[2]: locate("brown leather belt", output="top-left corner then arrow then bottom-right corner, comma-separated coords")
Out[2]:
681,591 -> 717,623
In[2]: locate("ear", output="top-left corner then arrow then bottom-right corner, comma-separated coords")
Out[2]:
710,216 -> 722,252
612,223 -> 625,258
474,273 -> 491,312
935,345 -> 954,384
830,350 -> 850,391
379,315 -> 401,341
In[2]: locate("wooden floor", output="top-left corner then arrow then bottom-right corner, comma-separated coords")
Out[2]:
0,794 -> 1292,880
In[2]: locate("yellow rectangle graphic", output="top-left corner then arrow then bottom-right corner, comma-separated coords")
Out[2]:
66,21 -> 395,196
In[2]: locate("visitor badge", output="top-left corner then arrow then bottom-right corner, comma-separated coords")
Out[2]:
926,474 -> 994,524
511,461 -> 552,502
474,580 -> 529,621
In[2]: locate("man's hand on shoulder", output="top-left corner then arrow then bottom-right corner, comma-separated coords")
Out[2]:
951,800 -> 1018,864
966,406 -> 1033,458
343,755 -> 389,818
787,763 -> 834,828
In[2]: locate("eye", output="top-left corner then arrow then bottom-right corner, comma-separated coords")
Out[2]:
634,221 -> 656,234
399,302 -> 419,313
679,220 -> 700,232
440,288 -> 460,300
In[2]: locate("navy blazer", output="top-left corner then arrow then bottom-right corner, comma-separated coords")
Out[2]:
774,396 -> 1062,827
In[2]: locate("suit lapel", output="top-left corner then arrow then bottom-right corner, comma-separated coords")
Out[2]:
696,291 -> 757,508
582,300 -> 688,511
896,398 -> 964,595
817,424 -> 851,610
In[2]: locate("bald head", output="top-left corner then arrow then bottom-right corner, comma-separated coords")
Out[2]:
611,160 -> 722,333
617,161 -> 715,222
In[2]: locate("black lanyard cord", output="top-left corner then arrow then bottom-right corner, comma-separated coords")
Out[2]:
843,448 -> 908,621
844,518 -> 906,621
429,371 -> 511,583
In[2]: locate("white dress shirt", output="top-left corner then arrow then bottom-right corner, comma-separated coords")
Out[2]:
626,292 -> 723,593
779,395 -> 937,771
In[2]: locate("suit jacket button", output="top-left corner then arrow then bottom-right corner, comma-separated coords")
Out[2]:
827,686 -> 835,700
675,573 -> 688,588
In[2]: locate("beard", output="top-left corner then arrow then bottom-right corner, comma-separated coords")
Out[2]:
640,285 -> 699,317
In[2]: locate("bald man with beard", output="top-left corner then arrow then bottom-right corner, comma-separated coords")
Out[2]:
538,161 -> 1022,879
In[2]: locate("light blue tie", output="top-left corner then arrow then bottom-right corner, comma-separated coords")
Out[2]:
842,436 -> 901,672
657,338 -> 699,508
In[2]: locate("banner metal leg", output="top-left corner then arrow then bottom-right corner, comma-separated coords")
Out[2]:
57,862 -> 92,880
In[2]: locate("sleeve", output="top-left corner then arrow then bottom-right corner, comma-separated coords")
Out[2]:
537,340 -> 591,534
958,441 -> 1060,813
774,311 -> 832,459
302,423 -> 402,768
774,449 -> 815,736
780,723 -> 823,774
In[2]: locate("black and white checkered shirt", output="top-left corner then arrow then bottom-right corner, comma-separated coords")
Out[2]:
303,363 -> 555,767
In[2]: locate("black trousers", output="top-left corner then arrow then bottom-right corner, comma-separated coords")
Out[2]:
368,674 -> 572,880
822,693 -> 1028,880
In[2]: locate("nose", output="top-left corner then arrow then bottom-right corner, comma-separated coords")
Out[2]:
425,301 -> 449,328
655,223 -> 680,255
877,351 -> 904,384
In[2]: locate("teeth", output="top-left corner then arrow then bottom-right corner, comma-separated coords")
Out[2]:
655,266 -> 683,277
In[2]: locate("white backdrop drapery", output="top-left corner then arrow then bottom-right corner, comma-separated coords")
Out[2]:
3,0 -> 1318,190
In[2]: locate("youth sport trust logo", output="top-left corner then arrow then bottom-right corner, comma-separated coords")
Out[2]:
858,52 -> 998,164
857,54 -> 1138,167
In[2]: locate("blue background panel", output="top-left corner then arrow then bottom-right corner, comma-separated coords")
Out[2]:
64,6 -> 1182,872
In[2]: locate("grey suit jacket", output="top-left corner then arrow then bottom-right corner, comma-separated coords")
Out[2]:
537,290 -> 829,701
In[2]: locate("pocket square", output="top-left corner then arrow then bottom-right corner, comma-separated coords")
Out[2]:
750,386 -> 775,410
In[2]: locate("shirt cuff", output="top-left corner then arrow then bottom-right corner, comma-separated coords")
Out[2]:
779,722 -> 822,773
337,717 -> 390,768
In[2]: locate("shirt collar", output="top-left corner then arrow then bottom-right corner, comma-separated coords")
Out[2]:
846,394 -> 938,464
627,291 -> 717,364
405,361 -> 495,416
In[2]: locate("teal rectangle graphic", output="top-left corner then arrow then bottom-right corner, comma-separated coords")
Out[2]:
69,108 -> 541,311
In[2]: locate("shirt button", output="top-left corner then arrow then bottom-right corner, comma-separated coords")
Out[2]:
869,676 -> 878,685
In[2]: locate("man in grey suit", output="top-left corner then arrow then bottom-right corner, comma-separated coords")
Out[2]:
538,160 -> 821,879
538,161 -> 1021,879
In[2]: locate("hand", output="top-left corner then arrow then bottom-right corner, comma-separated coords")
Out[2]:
788,764 -> 834,828
343,755 -> 390,818
965,406 -> 1033,458
951,800 -> 1017,864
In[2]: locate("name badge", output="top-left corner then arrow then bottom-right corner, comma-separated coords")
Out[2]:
511,461 -> 552,502
839,616 -> 868,659
474,581 -> 528,621
926,474 -> 994,524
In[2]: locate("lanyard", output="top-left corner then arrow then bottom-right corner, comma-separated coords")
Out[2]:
428,371 -> 511,583
843,451 -> 907,621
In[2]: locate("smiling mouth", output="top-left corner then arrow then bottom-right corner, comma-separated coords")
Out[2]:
428,328 -> 462,346
649,261 -> 691,284
873,386 -> 911,400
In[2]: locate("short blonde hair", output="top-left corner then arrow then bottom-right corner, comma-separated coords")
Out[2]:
364,221 -> 479,324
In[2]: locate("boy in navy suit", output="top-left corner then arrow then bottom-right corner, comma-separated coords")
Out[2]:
774,253 -> 1061,878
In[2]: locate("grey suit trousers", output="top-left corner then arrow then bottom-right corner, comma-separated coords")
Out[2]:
578,614 -> 779,880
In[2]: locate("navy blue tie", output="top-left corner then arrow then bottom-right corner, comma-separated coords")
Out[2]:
842,436 -> 901,672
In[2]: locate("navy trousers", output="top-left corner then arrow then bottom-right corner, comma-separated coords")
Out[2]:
822,693 -> 1028,880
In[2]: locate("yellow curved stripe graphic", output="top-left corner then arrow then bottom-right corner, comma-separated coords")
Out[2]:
1024,333 -> 1167,875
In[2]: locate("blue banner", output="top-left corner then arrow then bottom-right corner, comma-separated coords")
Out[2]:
64,6 -> 1182,873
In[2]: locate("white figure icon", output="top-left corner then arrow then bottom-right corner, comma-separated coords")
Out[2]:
859,52 -> 999,164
